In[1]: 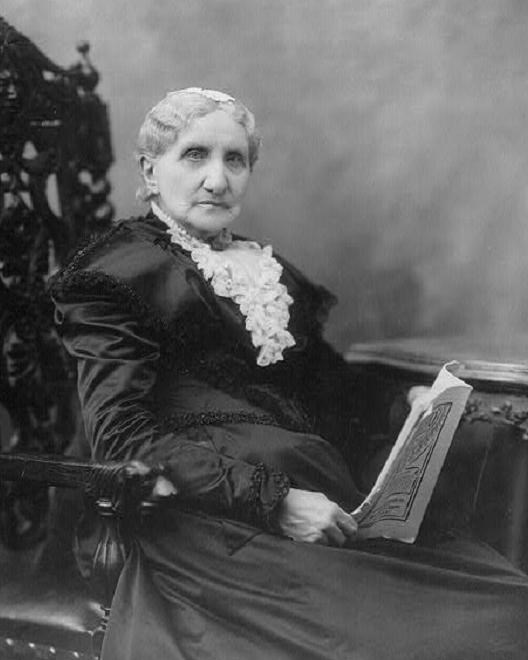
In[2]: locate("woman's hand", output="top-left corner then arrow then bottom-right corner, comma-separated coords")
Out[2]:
151,475 -> 177,498
277,488 -> 358,547
127,460 -> 177,499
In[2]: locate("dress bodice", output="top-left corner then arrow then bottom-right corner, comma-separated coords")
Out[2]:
52,213 -> 344,435
51,213 -> 370,530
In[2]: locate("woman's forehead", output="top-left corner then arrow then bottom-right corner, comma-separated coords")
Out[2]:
176,110 -> 249,150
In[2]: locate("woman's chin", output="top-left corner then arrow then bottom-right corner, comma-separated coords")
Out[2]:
187,207 -> 239,237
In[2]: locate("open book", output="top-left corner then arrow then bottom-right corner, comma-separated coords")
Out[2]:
352,362 -> 472,543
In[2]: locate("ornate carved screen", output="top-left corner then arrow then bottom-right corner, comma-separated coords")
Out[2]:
0,17 -> 114,547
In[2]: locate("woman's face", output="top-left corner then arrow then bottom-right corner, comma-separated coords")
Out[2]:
143,109 -> 251,238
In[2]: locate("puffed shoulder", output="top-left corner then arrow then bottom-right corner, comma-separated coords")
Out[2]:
56,215 -> 176,279
50,215 -> 205,326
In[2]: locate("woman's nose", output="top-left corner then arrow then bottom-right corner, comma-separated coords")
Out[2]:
203,160 -> 228,195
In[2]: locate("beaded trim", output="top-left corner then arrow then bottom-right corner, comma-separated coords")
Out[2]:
151,203 -> 296,367
247,462 -> 290,530
159,410 -> 278,433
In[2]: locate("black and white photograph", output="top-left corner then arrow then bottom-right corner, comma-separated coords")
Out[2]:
1,2 -> 528,658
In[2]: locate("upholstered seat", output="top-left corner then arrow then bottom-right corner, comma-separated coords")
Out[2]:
0,486 -> 103,657
0,545 -> 101,656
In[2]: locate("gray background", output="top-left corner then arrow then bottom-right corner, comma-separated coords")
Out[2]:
4,0 -> 528,350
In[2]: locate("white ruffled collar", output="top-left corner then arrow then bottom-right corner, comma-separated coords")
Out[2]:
151,203 -> 296,367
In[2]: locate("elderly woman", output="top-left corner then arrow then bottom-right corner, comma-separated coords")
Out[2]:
52,88 -> 528,660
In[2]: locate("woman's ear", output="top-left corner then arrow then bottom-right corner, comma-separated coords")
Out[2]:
139,155 -> 158,194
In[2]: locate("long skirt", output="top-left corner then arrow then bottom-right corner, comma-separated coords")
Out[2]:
100,422 -> 528,660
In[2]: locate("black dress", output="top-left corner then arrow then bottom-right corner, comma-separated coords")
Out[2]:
52,213 -> 528,660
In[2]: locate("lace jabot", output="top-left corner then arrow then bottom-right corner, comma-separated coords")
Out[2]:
151,203 -> 296,367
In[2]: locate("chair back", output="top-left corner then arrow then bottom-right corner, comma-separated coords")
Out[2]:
0,14 -> 113,549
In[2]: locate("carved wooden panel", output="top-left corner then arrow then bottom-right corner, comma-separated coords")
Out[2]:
0,17 -> 113,547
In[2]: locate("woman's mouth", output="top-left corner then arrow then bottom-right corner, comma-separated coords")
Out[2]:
197,200 -> 229,208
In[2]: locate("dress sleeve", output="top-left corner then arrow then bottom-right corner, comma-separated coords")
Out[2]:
53,279 -> 290,531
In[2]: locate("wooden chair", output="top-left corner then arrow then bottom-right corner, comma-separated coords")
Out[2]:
0,18 -> 154,658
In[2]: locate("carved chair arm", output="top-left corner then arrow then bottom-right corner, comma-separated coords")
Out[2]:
0,452 -> 161,620
0,445 -> 162,509
0,453 -> 160,504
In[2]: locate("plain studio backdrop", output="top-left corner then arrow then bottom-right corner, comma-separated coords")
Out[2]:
4,0 -> 528,351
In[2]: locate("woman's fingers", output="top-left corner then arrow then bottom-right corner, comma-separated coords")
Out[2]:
322,507 -> 356,546
278,489 -> 359,545
126,459 -> 150,475
323,524 -> 347,547
336,509 -> 358,539
151,475 -> 177,498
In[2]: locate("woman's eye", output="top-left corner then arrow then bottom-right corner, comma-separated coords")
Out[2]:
226,152 -> 246,168
184,148 -> 206,161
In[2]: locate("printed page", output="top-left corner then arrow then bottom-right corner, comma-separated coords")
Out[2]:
352,362 -> 472,543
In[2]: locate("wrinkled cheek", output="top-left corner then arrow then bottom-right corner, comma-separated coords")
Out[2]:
160,197 -> 192,219
228,204 -> 241,221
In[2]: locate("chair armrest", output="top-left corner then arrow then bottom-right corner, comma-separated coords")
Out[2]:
0,453 -> 160,505
0,452 -> 162,613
